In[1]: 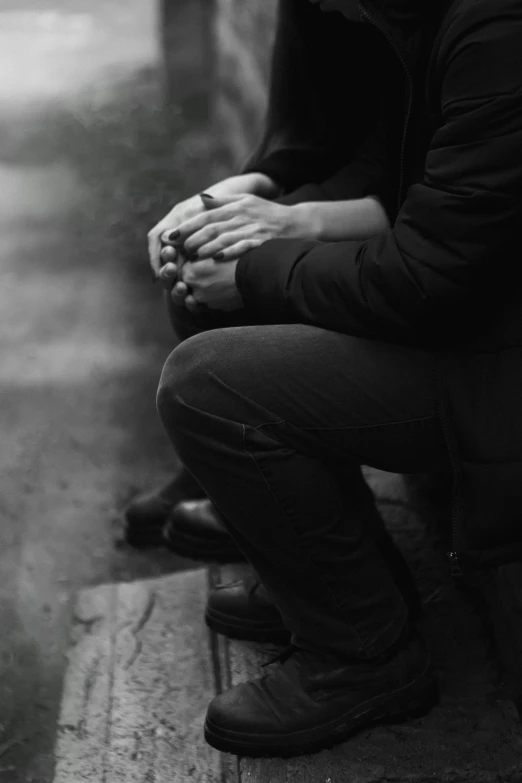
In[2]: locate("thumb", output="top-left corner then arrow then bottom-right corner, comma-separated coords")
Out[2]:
199,192 -> 243,210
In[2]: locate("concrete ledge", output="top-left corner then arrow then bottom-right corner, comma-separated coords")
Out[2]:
53,569 -> 222,782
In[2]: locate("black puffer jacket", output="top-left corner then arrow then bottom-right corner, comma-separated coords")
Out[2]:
236,0 -> 522,572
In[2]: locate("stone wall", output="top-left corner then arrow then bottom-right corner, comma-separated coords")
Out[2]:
212,0 -> 278,167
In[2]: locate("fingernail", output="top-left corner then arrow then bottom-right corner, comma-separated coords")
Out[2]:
213,252 -> 225,261
200,192 -> 214,199
151,269 -> 158,282
169,230 -> 180,240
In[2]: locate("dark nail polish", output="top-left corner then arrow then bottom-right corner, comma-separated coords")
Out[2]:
213,252 -> 225,261
200,192 -> 214,199
151,269 -> 158,282
169,230 -> 180,240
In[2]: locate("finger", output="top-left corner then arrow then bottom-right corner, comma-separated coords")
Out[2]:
176,254 -> 187,282
148,231 -> 162,275
158,261 -> 177,277
149,216 -> 175,273
199,192 -> 245,209
182,221 -> 241,256
185,294 -> 200,312
171,281 -> 189,304
198,235 -> 263,261
160,245 -> 177,264
181,259 -> 217,286
158,262 -> 178,290
160,205 -> 239,246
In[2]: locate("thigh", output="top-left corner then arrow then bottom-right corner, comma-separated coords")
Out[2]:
165,323 -> 449,474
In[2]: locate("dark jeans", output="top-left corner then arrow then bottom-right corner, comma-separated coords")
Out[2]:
158,297 -> 450,659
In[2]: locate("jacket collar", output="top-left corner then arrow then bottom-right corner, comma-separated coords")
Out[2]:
357,0 -> 439,74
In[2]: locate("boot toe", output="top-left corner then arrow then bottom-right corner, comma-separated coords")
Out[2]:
125,493 -> 172,530
164,500 -> 247,563
168,499 -> 228,538
207,581 -> 252,618
123,472 -> 205,547
206,680 -> 283,735
123,494 -> 173,547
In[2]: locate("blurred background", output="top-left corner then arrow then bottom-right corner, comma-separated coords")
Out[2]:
0,0 -> 274,779
1,2 -> 521,780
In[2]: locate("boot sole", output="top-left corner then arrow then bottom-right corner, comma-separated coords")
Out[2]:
125,522 -> 247,562
163,527 -> 247,564
205,607 -> 291,645
204,661 -> 438,758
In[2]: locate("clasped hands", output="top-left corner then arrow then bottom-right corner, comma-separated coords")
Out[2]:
157,192 -> 295,311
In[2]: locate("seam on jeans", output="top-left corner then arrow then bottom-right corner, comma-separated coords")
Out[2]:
241,422 -> 368,655
252,419 -> 287,431
249,406 -> 436,437
299,414 -> 437,432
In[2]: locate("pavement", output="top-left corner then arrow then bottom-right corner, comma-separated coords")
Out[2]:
0,2 -> 203,780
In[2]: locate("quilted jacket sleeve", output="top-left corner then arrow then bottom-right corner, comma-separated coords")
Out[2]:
235,10 -> 522,344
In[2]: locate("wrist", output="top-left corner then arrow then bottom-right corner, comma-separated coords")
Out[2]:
242,171 -> 282,199
286,203 -> 323,241
206,173 -> 280,200
240,172 -> 281,199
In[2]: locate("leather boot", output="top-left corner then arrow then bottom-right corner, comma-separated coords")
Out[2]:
123,468 -> 205,547
205,579 -> 291,644
163,498 -> 247,563
204,626 -> 437,758
205,560 -> 422,647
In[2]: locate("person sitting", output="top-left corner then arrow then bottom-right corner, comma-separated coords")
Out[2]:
151,0 -> 522,758
123,0 -> 398,557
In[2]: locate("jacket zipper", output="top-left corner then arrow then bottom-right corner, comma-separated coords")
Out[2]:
447,551 -> 462,578
360,4 -> 462,577
358,5 -> 413,213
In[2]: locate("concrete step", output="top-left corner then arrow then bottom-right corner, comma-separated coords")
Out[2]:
53,491 -> 522,782
52,569 -> 224,783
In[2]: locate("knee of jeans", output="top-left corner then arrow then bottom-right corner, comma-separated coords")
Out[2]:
156,330 -> 221,428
